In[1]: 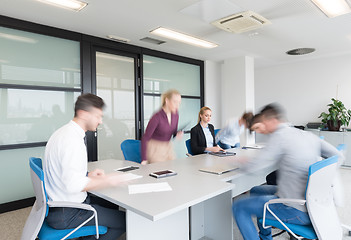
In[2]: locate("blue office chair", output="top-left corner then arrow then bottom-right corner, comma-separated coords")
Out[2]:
214,129 -> 220,136
120,139 -> 142,163
21,157 -> 107,240
336,143 -> 346,152
185,139 -> 193,156
259,156 -> 343,239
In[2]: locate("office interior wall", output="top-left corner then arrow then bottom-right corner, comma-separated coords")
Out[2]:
221,56 -> 255,145
204,60 -> 221,128
255,54 -> 351,126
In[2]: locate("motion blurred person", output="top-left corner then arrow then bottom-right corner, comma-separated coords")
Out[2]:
141,89 -> 183,164
232,103 -> 343,240
190,106 -> 223,155
216,112 -> 253,149
44,93 -> 126,240
250,113 -> 278,185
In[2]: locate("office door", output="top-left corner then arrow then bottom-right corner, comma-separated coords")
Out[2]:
95,51 -> 139,160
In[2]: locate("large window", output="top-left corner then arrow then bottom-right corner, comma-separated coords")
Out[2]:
0,26 -> 81,204
143,55 -> 203,158
0,16 -> 204,210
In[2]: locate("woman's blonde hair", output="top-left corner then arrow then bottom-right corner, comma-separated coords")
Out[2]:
198,106 -> 212,123
161,89 -> 181,107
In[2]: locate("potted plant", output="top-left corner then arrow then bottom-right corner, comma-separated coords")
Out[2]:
318,98 -> 351,131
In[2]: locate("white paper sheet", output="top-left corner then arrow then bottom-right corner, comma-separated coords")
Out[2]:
128,182 -> 172,194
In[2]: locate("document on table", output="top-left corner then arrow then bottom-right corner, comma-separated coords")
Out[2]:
128,182 -> 172,194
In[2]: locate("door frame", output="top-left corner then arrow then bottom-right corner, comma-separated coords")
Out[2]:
89,46 -> 142,161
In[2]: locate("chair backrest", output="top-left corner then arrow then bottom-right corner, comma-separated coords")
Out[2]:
214,128 -> 220,136
120,139 -> 141,163
306,155 -> 343,240
21,157 -> 47,240
185,139 -> 193,156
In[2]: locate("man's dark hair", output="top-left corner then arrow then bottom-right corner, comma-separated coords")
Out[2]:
248,113 -> 262,132
259,103 -> 285,121
74,93 -> 105,117
241,112 -> 254,128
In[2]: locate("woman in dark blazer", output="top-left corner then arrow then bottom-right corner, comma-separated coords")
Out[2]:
190,106 -> 223,155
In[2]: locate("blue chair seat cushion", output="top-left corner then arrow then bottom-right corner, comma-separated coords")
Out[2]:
38,220 -> 108,240
258,218 -> 317,239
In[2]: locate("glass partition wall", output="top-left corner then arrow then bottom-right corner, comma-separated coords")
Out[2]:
0,26 -> 81,205
0,17 -> 204,210
143,55 -> 202,158
96,51 -> 137,160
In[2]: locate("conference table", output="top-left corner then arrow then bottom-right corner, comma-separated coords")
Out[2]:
88,147 -> 276,240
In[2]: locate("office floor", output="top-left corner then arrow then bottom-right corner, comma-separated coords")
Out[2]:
1,168 -> 351,240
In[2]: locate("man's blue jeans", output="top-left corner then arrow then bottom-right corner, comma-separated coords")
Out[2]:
232,185 -> 312,240
218,141 -> 240,150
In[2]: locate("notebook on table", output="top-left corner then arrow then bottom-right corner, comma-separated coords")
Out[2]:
199,164 -> 239,175
209,151 -> 236,157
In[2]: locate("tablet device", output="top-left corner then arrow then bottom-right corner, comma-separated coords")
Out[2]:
209,151 -> 236,157
149,170 -> 177,178
115,166 -> 140,172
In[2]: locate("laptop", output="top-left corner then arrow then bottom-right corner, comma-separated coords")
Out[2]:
209,151 -> 236,157
199,164 -> 239,175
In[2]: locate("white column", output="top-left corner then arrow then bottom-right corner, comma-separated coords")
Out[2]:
221,56 -> 255,145
204,60 -> 222,128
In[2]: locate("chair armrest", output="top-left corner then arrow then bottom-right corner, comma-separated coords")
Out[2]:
47,201 -> 95,211
262,198 -> 306,240
47,201 -> 101,239
266,198 -> 306,206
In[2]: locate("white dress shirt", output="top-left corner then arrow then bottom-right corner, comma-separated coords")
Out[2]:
201,124 -> 214,150
216,118 -> 243,146
44,120 -> 90,203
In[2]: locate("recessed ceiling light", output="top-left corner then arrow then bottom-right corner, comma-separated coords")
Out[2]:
36,0 -> 88,12
310,0 -> 351,18
150,27 -> 218,49
286,48 -> 316,55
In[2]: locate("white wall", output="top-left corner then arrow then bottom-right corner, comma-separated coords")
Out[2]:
255,54 -> 351,126
204,60 -> 222,128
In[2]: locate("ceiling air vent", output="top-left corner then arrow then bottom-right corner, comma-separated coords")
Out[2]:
286,48 -> 315,55
140,37 -> 165,45
211,11 -> 271,34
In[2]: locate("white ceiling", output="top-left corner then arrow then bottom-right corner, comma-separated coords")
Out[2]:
1,0 -> 351,68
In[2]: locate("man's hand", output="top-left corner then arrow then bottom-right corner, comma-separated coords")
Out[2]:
88,168 -> 105,177
106,172 -> 138,187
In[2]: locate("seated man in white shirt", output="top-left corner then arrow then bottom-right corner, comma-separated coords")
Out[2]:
44,93 -> 126,240
216,112 -> 253,149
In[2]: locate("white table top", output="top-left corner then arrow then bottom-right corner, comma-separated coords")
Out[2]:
88,148 -> 275,221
